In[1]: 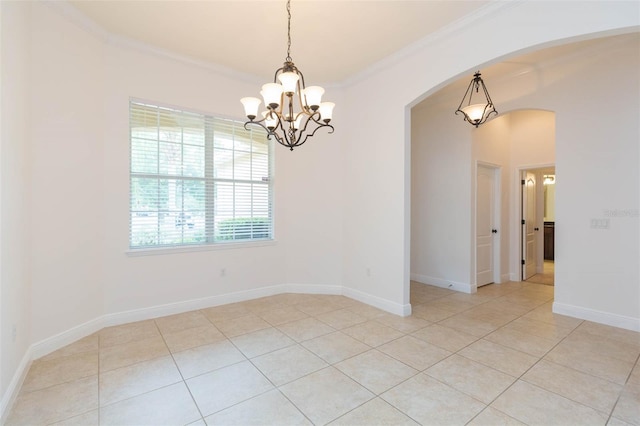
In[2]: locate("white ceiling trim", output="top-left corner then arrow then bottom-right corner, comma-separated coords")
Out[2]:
44,0 -> 111,41
44,1 -> 266,85
47,0 -> 511,89
340,0 -> 518,88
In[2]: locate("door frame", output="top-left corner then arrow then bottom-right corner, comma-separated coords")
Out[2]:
474,161 -> 502,287
516,163 -> 555,281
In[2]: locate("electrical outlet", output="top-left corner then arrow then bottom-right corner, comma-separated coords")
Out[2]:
590,219 -> 610,229
366,267 -> 371,277
220,268 -> 226,277
11,324 -> 17,342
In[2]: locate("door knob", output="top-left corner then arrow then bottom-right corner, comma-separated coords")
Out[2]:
491,229 -> 498,234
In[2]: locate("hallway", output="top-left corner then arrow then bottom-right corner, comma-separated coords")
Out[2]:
526,260 -> 555,286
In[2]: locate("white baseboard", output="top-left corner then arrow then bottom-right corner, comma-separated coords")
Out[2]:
501,273 -> 512,283
410,273 -> 475,294
342,286 -> 411,317
1,281 -> 407,420
31,316 -> 105,360
0,347 -> 32,425
101,284 -> 290,330
31,284 -> 289,360
553,302 -> 640,332
284,283 -> 343,295
31,283 -> 377,360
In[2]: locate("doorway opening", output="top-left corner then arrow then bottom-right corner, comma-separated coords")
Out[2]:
521,166 -> 555,286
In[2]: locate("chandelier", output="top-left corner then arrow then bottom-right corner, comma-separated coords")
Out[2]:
240,0 -> 335,151
455,71 -> 497,127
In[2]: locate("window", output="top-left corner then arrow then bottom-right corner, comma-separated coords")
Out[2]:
129,100 -> 272,249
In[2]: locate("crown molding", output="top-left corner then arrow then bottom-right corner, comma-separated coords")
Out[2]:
339,0 -> 519,88
43,0 -> 516,90
105,32 -> 265,85
43,0 -> 111,41
43,0 -> 265,85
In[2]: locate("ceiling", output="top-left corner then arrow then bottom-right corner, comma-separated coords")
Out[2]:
67,0 -> 638,100
69,0 -> 490,84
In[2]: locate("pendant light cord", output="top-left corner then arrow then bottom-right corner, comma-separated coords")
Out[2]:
286,0 -> 292,62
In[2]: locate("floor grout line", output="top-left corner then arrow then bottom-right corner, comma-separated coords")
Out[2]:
8,285 -> 639,426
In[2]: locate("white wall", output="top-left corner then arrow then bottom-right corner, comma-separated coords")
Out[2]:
24,2 -> 345,348
1,0 -> 639,418
100,42 -> 287,319
341,1 -> 638,326
486,37 -> 639,328
101,40 -> 345,317
280,128 -> 345,290
551,38 -> 639,326
0,0 -> 32,414
509,110 -> 556,167
411,34 -> 638,328
545,183 -> 555,222
28,1 -> 105,345
411,101 -> 472,292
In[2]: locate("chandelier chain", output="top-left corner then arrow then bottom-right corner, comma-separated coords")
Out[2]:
286,0 -> 292,62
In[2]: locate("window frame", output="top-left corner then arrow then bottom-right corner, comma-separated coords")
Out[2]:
127,98 -> 274,254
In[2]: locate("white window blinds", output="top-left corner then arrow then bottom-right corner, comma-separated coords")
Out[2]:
129,101 -> 272,249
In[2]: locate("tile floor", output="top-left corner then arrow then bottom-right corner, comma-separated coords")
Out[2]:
5,281 -> 640,425
526,261 -> 555,286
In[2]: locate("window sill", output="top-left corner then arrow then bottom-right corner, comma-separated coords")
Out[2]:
126,240 -> 277,257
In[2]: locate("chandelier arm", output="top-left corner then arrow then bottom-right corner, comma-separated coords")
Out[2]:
273,113 -> 296,150
256,115 -> 291,150
295,85 -> 311,115
244,111 -> 286,136
296,68 -> 306,91
294,121 -> 336,149
273,69 -> 282,83
298,115 -> 335,141
455,79 -> 477,112
244,119 -> 275,138
306,112 -> 335,133
293,112 -> 313,136
269,131 -> 289,150
244,118 -> 275,134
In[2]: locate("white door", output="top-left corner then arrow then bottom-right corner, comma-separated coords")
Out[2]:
522,172 -> 537,280
476,165 -> 496,286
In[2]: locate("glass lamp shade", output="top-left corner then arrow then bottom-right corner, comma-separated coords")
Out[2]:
278,72 -> 300,94
303,86 -> 324,110
292,115 -> 303,130
319,102 -> 335,123
261,111 -> 278,130
261,83 -> 283,109
240,97 -> 261,120
461,103 -> 488,123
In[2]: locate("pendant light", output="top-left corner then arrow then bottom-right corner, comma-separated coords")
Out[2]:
455,71 -> 498,127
